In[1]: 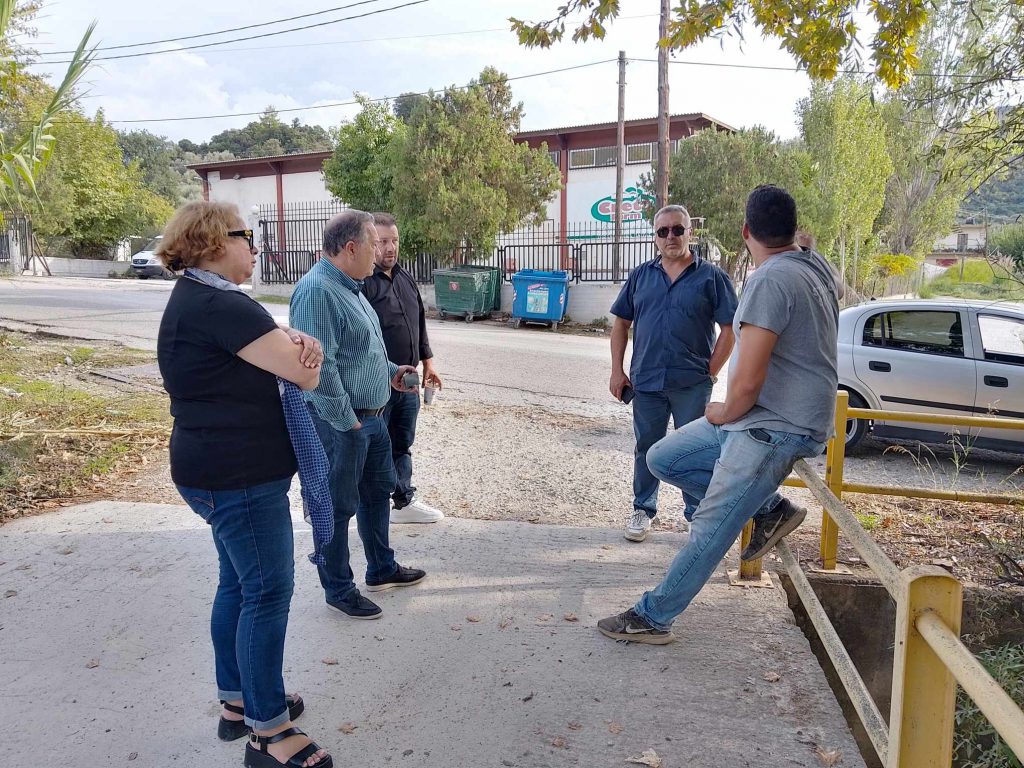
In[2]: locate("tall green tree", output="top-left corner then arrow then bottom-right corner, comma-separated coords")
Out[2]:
31,110 -> 173,258
797,78 -> 893,283
389,73 -> 561,254
510,0 -> 929,88
323,96 -> 401,213
0,0 -> 96,215
118,129 -> 201,206
653,127 -> 799,276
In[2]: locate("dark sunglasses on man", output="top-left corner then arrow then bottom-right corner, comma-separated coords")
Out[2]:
656,224 -> 689,238
227,229 -> 255,250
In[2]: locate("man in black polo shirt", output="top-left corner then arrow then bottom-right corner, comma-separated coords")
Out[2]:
609,204 -> 738,542
363,212 -> 445,524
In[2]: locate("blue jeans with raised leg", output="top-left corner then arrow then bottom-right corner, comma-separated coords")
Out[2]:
177,477 -> 295,730
635,417 -> 824,630
631,383 -> 712,519
308,407 -> 398,605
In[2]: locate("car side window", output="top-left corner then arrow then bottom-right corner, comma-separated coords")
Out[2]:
861,310 -> 964,357
978,314 -> 1024,366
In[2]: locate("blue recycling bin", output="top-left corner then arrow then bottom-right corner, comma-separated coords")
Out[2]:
511,269 -> 570,330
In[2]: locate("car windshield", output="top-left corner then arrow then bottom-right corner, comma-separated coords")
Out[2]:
140,236 -> 162,253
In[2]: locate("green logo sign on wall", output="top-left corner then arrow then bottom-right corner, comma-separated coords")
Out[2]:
590,186 -> 655,223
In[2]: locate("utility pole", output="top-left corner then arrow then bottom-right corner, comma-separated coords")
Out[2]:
656,0 -> 670,210
613,50 -> 626,284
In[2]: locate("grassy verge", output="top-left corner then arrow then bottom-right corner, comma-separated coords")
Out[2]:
919,261 -> 1024,301
0,331 -> 169,522
254,294 -> 291,305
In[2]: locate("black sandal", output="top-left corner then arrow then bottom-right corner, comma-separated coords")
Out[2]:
218,694 -> 305,741
244,727 -> 333,768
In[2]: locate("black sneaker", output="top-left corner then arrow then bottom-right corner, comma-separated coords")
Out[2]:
365,564 -> 426,592
597,608 -> 675,645
740,498 -> 807,561
326,590 -> 382,620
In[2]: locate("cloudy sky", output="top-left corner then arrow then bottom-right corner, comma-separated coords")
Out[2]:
27,0 -> 822,143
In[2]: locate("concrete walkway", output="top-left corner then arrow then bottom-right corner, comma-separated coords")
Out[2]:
1,502 -> 864,767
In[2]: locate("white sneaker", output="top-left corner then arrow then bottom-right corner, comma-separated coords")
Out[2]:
391,497 -> 445,524
624,509 -> 653,542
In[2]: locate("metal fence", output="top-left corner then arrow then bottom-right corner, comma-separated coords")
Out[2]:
254,203 -> 662,285
0,215 -> 32,272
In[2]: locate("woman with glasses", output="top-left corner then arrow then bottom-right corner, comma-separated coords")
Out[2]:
156,202 -> 333,768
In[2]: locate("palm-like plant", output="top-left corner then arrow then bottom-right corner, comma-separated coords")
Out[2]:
0,0 -> 96,217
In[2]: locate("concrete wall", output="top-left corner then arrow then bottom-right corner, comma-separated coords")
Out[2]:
251,280 -> 622,325
281,171 -> 334,203
206,173 -> 278,216
41,257 -> 131,278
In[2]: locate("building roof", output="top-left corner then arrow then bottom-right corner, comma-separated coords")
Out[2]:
515,113 -> 735,139
186,112 -> 735,172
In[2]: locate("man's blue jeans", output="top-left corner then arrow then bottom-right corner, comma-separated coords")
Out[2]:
632,383 -> 712,519
308,408 -> 398,604
635,418 -> 824,630
382,388 -> 419,509
177,477 -> 295,730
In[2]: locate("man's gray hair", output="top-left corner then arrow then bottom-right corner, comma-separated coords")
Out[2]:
654,204 -> 691,223
323,209 -> 374,256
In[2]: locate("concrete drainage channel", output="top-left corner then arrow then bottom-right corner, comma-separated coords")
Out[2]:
777,571 -> 1024,768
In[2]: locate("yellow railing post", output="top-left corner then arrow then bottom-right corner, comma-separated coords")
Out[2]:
888,565 -> 963,768
738,519 -> 762,580
819,390 -> 848,570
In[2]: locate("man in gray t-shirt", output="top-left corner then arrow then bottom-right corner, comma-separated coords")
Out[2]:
598,185 -> 839,644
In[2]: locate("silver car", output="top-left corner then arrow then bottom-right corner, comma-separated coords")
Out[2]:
130,236 -> 172,279
837,299 -> 1024,453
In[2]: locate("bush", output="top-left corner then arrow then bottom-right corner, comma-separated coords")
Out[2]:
954,643 -> 1024,768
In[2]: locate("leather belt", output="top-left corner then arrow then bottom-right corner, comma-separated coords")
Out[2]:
354,406 -> 386,418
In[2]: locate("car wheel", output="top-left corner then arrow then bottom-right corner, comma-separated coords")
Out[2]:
843,390 -> 871,454
137,275 -> 148,280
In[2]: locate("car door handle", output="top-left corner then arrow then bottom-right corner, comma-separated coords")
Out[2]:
984,375 -> 1008,388
868,361 -> 891,372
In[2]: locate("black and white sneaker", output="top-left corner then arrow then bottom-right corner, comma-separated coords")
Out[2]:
365,564 -> 427,592
740,498 -> 807,561
597,608 -> 675,645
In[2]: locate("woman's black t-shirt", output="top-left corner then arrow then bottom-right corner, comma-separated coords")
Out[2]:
158,278 -> 297,490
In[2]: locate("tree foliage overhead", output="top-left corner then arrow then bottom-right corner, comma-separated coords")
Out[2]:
510,0 -> 928,87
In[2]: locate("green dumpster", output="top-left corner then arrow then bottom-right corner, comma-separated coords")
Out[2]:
433,268 -> 492,322
454,265 -> 501,311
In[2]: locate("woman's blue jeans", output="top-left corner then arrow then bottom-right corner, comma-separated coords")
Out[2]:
177,476 -> 295,730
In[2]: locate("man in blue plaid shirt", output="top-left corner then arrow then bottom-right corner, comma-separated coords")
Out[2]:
290,209 -> 427,620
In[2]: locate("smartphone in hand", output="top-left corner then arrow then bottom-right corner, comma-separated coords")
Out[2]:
620,385 -> 635,404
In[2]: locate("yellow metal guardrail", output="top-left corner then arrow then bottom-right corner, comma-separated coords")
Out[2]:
740,391 -> 1024,767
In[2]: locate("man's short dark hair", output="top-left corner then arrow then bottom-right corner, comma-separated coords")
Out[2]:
372,212 -> 397,228
323,209 -> 373,256
745,185 -> 797,248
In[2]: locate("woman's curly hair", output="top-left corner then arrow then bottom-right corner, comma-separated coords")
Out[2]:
156,201 -> 242,271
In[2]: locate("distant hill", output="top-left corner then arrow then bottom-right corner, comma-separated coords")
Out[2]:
964,163 -> 1024,222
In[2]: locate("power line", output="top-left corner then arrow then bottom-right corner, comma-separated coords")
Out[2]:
38,0 -> 391,55
34,0 -> 433,64
53,12 -> 661,58
98,59 -> 617,124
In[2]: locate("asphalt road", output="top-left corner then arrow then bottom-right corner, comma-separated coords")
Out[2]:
3,275 -> 1022,491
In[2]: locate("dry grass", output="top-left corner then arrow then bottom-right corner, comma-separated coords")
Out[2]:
0,331 -> 170,522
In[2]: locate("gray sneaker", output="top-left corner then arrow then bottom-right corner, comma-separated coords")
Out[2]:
740,498 -> 807,561
597,608 -> 675,644
624,509 -> 653,542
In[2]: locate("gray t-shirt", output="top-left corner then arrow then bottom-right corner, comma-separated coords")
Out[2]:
724,248 -> 839,442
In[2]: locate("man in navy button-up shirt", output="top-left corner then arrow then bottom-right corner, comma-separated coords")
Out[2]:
610,205 -> 738,542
